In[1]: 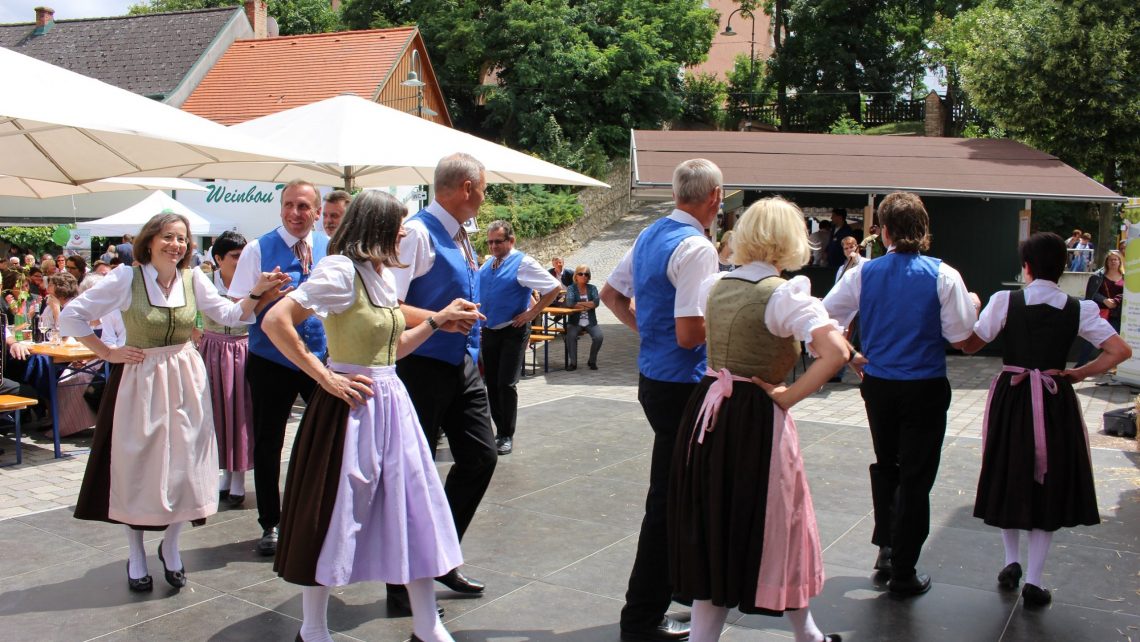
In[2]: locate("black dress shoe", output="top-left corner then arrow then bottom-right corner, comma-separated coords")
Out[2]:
157,542 -> 187,588
496,436 -> 513,456
565,364 -> 577,371
258,526 -> 278,556
219,489 -> 230,501
588,362 -> 597,370
620,615 -> 690,641
225,493 -> 245,508
436,568 -> 485,593
126,561 -> 153,592
888,572 -> 932,597
997,562 -> 1022,589
822,635 -> 843,642
385,587 -> 444,617
1022,583 -> 1052,607
874,546 -> 892,573
295,633 -> 303,642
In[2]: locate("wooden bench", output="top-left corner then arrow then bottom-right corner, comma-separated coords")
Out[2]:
525,334 -> 559,375
0,395 -> 39,467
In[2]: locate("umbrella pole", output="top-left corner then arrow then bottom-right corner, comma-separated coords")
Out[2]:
344,167 -> 354,192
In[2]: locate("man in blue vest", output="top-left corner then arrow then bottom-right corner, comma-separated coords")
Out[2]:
388,152 -> 496,613
601,159 -> 723,641
479,220 -> 562,455
824,191 -> 979,597
229,179 -> 328,557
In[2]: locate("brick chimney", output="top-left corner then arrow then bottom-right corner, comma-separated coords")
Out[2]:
924,91 -> 945,137
33,6 -> 55,35
244,0 -> 267,39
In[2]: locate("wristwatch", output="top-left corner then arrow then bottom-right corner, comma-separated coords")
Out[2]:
248,291 -> 263,300
426,316 -> 440,331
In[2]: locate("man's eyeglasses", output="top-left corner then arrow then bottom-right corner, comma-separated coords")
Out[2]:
576,271 -> 590,277
486,238 -> 508,245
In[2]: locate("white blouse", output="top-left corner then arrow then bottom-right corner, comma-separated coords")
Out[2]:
60,264 -> 250,338
288,255 -> 398,317
699,261 -> 839,350
974,279 -> 1116,347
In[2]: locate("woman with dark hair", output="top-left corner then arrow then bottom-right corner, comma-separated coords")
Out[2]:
961,232 -> 1130,608
60,212 -> 288,595
1075,250 -> 1124,366
199,230 -> 255,506
264,190 -> 481,642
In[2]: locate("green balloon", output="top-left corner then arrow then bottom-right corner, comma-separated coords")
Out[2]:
51,225 -> 71,246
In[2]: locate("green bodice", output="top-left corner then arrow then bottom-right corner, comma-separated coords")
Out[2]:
705,276 -> 800,384
202,274 -> 248,336
324,269 -> 405,367
122,267 -> 197,348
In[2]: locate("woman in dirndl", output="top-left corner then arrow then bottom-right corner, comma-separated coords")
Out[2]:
263,190 -> 480,642
961,232 -> 1129,607
198,230 -> 255,507
668,197 -> 848,642
61,212 -> 288,594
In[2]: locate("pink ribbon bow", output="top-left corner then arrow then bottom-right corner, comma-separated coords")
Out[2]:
983,365 -> 1060,485
693,368 -> 751,448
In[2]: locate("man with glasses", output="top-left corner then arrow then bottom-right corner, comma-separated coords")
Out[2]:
64,255 -> 90,290
602,158 -> 723,641
229,179 -> 328,558
478,220 -> 561,456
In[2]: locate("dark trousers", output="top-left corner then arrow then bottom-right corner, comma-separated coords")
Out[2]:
247,353 -> 316,531
860,373 -> 951,579
396,353 -> 497,539
565,324 -> 604,367
621,374 -> 697,631
481,324 -> 529,439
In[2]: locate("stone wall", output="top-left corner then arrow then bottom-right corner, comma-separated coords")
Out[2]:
516,158 -> 636,263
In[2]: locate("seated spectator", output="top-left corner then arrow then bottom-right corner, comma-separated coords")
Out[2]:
44,272 -> 97,436
564,264 -> 603,371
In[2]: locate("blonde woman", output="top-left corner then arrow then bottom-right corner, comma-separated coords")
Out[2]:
668,197 -> 846,642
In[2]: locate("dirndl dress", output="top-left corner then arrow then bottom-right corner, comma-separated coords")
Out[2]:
668,275 -> 824,615
275,262 -> 461,586
74,269 -> 219,529
974,290 -> 1100,531
198,274 -> 254,473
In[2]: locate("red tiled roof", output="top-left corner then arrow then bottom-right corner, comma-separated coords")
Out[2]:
182,27 -> 417,125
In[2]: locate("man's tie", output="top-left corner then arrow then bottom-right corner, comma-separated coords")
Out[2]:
454,226 -> 477,270
293,239 -> 312,275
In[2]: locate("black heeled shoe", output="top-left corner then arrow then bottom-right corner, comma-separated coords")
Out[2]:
1022,583 -> 1052,608
126,561 -> 153,592
997,562 -> 1022,589
157,542 -> 187,588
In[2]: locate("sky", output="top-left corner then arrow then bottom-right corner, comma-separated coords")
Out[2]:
0,1 -> 135,24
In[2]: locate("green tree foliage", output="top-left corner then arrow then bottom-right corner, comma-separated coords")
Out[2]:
0,227 -> 59,257
128,0 -> 339,36
341,0 -> 716,156
475,184 -> 584,245
828,113 -> 864,135
947,0 -> 1140,192
725,52 -> 775,127
766,0 -> 942,130
680,72 -> 727,128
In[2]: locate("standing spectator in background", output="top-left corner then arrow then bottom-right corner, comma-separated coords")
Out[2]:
23,254 -> 35,268
1065,229 -> 1082,249
809,220 -> 832,267
1069,233 -> 1094,272
478,220 -> 562,456
717,230 -> 737,272
548,257 -> 574,287
116,234 -> 135,266
321,189 -> 351,237
834,236 -> 867,285
65,255 -> 90,289
101,244 -> 117,264
1075,250 -> 1124,366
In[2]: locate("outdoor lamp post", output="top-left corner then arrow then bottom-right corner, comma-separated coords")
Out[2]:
400,50 -> 438,120
721,8 -> 757,108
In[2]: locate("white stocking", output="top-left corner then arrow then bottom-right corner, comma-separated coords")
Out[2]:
786,607 -> 825,642
407,577 -> 452,641
125,526 -> 148,580
229,471 -> 246,496
1026,528 -> 1053,587
690,600 -> 729,642
219,470 -> 231,492
160,521 -> 185,571
300,585 -> 334,642
1002,529 -> 1021,566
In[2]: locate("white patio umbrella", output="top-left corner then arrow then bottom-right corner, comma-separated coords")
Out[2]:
78,191 -> 238,236
0,47 -> 306,186
0,175 -> 206,199
130,94 -> 608,190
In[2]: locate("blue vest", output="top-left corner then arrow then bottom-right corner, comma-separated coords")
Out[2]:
859,252 -> 945,380
632,217 -> 706,383
478,251 -> 532,328
403,210 -> 480,364
248,229 -> 329,369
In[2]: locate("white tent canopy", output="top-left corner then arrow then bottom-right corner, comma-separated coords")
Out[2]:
78,191 -> 238,237
125,95 -> 608,189
0,47 -> 305,186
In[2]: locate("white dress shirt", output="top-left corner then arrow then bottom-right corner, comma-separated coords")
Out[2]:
228,226 -> 316,299
60,264 -> 250,338
700,262 -> 839,351
288,256 -> 399,317
607,209 -> 719,318
974,279 -> 1116,347
391,200 -> 472,301
823,253 -> 977,343
483,249 -> 562,330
